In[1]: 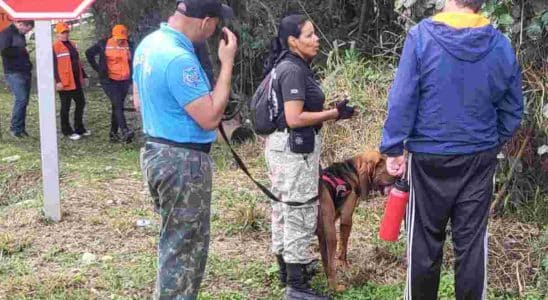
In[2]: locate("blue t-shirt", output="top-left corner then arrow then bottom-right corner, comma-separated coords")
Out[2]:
133,23 -> 215,144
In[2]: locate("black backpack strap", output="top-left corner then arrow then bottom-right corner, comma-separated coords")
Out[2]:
218,124 -> 318,207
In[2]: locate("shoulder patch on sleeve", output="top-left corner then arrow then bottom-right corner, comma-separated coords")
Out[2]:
182,66 -> 201,87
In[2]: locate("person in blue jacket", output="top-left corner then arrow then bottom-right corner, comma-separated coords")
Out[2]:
380,0 -> 523,299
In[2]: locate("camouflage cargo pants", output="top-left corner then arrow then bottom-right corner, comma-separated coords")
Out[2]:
141,143 -> 213,300
265,131 -> 320,264
271,202 -> 319,264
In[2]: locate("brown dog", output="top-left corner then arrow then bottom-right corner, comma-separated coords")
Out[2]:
316,151 -> 395,292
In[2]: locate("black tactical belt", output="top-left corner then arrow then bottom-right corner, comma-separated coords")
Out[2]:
276,127 -> 320,134
145,136 -> 212,154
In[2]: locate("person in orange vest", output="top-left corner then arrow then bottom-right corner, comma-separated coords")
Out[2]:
86,24 -> 135,143
53,22 -> 90,141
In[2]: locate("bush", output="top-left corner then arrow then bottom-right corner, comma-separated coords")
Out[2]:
319,48 -> 394,165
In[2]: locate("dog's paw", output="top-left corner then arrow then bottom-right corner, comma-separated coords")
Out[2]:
328,281 -> 347,293
337,259 -> 350,269
335,284 -> 347,292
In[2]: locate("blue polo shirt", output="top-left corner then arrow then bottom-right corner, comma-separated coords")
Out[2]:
133,23 -> 214,144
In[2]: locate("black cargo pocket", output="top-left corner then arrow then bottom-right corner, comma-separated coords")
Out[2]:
189,158 -> 203,183
289,127 -> 315,154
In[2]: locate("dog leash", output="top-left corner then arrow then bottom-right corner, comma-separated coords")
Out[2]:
219,124 -> 318,207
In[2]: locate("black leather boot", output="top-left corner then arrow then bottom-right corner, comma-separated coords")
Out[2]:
302,259 -> 320,288
109,132 -> 120,143
285,263 -> 330,300
276,255 -> 287,286
121,128 -> 135,143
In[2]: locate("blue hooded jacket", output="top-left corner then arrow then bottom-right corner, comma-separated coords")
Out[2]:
380,15 -> 523,156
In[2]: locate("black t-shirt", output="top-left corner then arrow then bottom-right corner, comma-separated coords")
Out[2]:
273,52 -> 325,130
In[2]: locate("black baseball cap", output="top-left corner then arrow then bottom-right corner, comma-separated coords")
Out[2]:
176,0 -> 234,19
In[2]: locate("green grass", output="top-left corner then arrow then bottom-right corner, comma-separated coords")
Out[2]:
334,282 -> 403,300
96,253 -> 156,293
211,185 -> 268,235
0,234 -> 32,256
40,246 -> 80,267
201,253 -> 284,299
0,255 -> 32,278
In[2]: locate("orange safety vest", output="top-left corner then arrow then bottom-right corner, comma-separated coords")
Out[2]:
53,40 -> 84,91
105,37 -> 131,81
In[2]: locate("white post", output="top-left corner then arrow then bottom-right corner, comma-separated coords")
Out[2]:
35,20 -> 61,222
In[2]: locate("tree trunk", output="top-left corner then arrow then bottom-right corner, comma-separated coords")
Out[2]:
358,0 -> 368,38
328,0 -> 335,14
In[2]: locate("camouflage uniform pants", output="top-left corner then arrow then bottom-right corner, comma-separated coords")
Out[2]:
141,143 -> 213,300
265,131 -> 320,264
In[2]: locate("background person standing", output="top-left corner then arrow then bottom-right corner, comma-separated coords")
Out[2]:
53,22 -> 90,141
0,20 -> 34,138
86,24 -> 135,143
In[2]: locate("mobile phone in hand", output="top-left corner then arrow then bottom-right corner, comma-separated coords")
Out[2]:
220,31 -> 228,44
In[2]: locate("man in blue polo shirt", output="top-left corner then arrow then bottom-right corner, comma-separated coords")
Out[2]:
133,0 -> 237,298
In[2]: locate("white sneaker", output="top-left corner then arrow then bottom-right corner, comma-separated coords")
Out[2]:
82,130 -> 92,137
68,133 -> 81,140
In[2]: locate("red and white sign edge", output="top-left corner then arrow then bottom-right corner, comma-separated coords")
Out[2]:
0,0 -> 95,20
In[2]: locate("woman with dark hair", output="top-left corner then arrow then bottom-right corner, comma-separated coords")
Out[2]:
264,14 -> 355,300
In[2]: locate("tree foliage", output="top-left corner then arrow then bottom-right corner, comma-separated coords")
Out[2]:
91,0 -> 405,96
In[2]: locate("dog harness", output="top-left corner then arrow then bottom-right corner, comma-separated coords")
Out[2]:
321,171 -> 352,208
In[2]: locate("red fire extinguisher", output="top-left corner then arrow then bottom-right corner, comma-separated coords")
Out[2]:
379,178 -> 410,242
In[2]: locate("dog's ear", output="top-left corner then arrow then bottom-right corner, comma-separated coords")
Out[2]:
355,151 -> 382,196
356,151 -> 382,175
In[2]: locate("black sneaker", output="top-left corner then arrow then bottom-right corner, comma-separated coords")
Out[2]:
121,129 -> 135,143
276,255 -> 287,287
21,131 -> 29,137
285,287 -> 331,300
285,263 -> 331,300
304,259 -> 320,280
10,131 -> 23,138
109,132 -> 120,143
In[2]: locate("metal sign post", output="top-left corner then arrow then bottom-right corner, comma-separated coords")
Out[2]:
35,20 -> 61,222
0,0 -> 97,222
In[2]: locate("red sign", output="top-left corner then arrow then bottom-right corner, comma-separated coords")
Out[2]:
0,6 -> 12,30
0,0 -> 95,20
